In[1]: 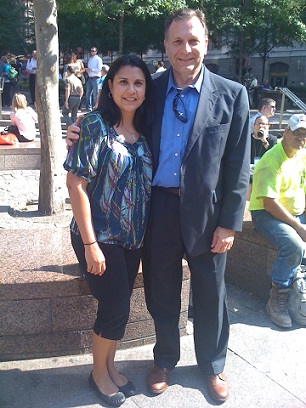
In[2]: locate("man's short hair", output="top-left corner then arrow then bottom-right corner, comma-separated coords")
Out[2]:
67,65 -> 75,74
102,64 -> 110,74
164,8 -> 209,39
258,98 -> 276,111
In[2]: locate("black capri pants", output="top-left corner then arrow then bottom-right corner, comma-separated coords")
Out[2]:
71,232 -> 141,340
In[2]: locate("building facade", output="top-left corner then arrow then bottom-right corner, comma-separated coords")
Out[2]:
204,42 -> 306,87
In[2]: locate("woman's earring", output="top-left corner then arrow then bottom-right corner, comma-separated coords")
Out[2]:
108,92 -> 112,99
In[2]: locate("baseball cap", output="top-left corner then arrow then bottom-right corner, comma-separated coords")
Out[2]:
288,114 -> 306,131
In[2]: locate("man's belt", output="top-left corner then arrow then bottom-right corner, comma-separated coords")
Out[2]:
88,76 -> 100,79
154,186 -> 180,196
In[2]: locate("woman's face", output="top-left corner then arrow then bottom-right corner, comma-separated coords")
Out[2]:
71,53 -> 77,61
108,65 -> 146,115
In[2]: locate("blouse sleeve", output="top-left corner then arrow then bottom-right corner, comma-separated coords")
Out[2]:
63,113 -> 108,182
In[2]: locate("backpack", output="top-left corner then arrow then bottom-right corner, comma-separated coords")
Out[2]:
8,66 -> 19,80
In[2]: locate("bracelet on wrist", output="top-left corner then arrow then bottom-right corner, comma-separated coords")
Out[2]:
84,240 -> 97,246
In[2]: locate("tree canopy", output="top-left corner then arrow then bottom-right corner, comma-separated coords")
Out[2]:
0,0 -> 31,55
1,0 -> 306,79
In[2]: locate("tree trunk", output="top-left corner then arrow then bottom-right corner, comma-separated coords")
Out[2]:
33,0 -> 65,215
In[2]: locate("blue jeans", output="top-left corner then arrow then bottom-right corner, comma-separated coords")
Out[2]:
86,77 -> 99,110
251,210 -> 306,288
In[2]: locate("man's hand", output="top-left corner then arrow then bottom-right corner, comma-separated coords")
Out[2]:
211,227 -> 235,253
66,115 -> 82,147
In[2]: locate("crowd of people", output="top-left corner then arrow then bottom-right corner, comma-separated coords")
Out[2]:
0,51 -> 38,142
1,7 -> 305,406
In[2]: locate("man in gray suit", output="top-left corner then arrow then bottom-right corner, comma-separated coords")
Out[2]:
143,9 -> 250,403
65,8 -> 250,403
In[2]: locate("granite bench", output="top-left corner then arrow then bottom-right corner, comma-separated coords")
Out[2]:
0,204 -> 276,362
0,139 -> 41,171
0,222 -> 190,362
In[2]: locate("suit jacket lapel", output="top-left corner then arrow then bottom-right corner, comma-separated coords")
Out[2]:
182,69 -> 218,162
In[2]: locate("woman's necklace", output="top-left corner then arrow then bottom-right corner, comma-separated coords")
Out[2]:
121,124 -> 136,141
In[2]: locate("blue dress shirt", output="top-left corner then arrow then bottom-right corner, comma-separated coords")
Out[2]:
152,65 -> 204,188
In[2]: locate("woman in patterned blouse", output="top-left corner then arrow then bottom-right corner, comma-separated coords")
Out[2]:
64,54 -> 153,407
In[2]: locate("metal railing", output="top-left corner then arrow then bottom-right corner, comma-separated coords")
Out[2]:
278,87 -> 306,129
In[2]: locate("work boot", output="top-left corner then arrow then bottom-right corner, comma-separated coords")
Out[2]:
266,285 -> 292,328
288,267 -> 306,326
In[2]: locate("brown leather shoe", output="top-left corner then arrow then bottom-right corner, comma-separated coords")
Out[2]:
147,364 -> 171,394
205,372 -> 229,403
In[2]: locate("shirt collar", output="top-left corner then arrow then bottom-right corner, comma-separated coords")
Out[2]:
166,64 -> 204,95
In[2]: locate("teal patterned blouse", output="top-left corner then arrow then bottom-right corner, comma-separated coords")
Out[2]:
64,112 -> 152,249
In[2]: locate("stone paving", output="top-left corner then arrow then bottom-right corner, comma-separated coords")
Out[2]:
0,169 -> 71,229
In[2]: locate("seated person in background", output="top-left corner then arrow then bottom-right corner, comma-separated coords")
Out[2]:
62,66 -> 83,126
251,115 -> 278,166
151,61 -> 166,79
9,93 -> 37,142
155,60 -> 166,73
250,98 -> 276,129
247,115 -> 278,200
249,114 -> 306,328
262,79 -> 272,90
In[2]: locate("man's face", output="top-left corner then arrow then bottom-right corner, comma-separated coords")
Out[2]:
285,127 -> 306,152
254,116 -> 269,137
164,16 -> 208,83
262,102 -> 276,118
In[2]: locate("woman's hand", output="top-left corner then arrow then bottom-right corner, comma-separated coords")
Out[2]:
85,243 -> 106,275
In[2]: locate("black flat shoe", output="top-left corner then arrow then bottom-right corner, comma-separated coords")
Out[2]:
88,372 -> 126,407
118,380 -> 136,397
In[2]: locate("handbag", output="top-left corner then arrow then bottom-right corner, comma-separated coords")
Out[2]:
80,73 -> 86,85
0,133 -> 18,145
8,66 -> 19,80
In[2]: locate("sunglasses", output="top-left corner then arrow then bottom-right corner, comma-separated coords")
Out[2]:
173,91 -> 188,123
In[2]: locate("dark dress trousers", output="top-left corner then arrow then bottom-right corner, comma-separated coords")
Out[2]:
143,67 -> 250,375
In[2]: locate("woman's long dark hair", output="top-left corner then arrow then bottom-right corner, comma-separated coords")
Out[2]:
97,53 -> 154,135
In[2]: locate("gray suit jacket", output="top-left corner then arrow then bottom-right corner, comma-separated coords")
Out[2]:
148,67 -> 250,256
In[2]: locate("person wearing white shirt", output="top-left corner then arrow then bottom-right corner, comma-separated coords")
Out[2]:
250,98 -> 277,130
85,47 -> 103,110
155,61 -> 166,73
26,50 -> 37,105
